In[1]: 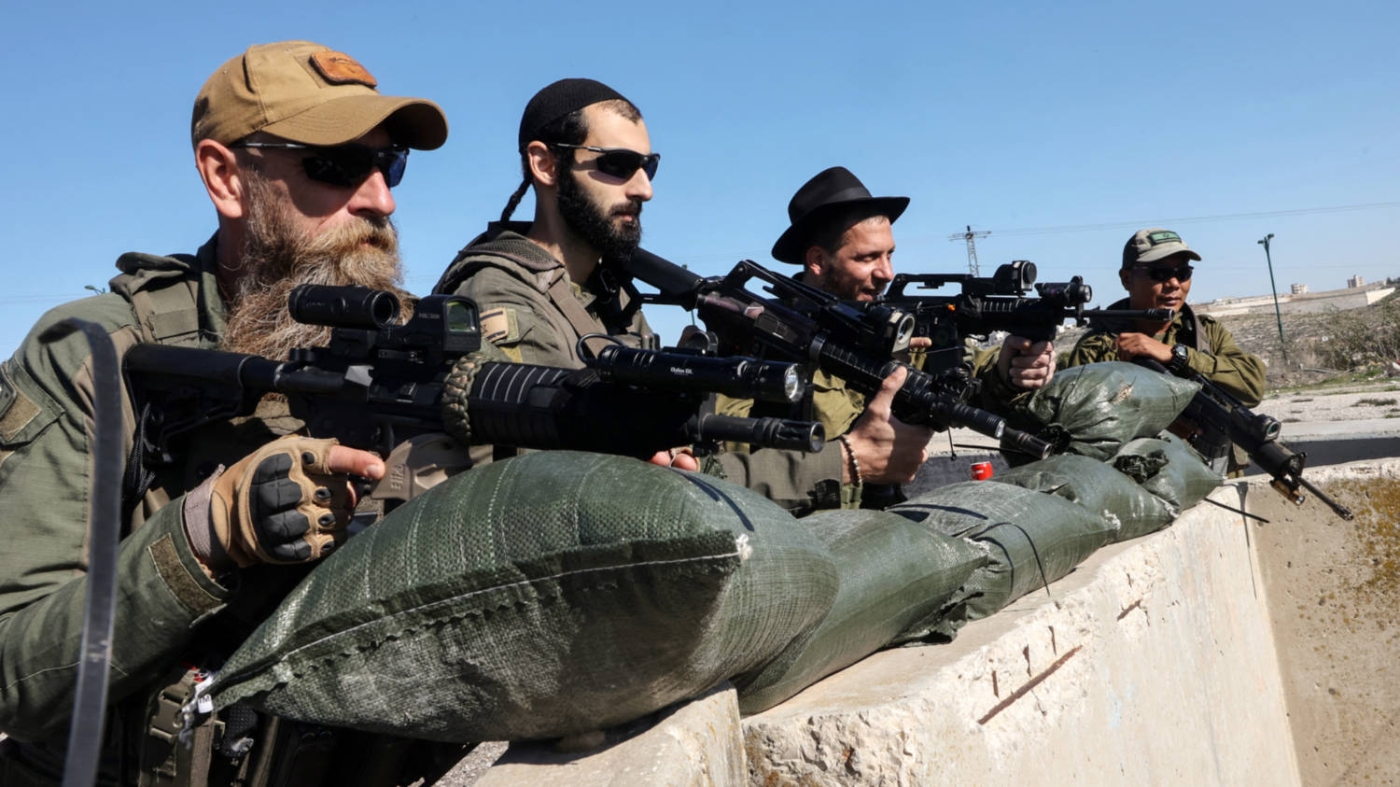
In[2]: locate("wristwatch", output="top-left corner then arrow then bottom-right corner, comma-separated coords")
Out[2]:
1168,343 -> 1190,373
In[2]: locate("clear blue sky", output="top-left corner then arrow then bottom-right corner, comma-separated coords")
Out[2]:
3,0 -> 1397,356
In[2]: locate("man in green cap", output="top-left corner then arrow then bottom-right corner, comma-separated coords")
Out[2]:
1063,228 -> 1266,473
434,77 -> 659,369
0,41 -> 456,785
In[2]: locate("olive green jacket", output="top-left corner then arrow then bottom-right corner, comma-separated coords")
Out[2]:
0,240 -> 235,755
714,343 -> 1011,510
1064,300 -> 1266,407
435,226 -> 848,515
1064,300 -> 1266,473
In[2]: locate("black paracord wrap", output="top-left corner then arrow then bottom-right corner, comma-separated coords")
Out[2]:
441,345 -> 513,446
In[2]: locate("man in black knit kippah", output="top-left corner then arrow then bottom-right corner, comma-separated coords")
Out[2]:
431,80 -> 871,514
432,77 -> 658,370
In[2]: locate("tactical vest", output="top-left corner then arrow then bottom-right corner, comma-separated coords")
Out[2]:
93,256 -> 460,787
439,244 -> 659,361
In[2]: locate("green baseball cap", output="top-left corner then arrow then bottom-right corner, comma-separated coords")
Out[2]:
1122,228 -> 1203,269
191,40 -> 448,150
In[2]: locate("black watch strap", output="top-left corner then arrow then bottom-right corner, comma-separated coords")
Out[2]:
1169,343 -> 1190,373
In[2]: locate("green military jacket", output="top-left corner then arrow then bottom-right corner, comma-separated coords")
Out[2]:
1064,300 -> 1266,473
1064,300 -> 1265,407
714,341 -> 1005,512
433,223 -> 657,367
0,240 -> 235,772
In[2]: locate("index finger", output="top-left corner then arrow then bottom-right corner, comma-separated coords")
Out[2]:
870,365 -> 910,407
328,446 -> 386,480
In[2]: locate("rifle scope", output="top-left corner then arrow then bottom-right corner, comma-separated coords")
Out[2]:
991,260 -> 1037,294
592,345 -> 804,404
289,284 -> 400,329
1034,276 -> 1092,306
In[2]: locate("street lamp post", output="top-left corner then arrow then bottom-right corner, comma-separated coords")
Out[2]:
1257,233 -> 1288,367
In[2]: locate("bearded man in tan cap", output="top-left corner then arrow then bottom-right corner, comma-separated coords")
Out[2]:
0,41 -> 460,786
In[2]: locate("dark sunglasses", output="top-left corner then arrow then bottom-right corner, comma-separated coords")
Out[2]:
234,141 -> 410,188
1137,264 -> 1194,283
552,143 -> 660,181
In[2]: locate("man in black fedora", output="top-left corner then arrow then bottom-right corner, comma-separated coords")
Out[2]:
770,166 -> 909,302
775,165 -> 1058,398
714,168 -> 937,507
718,167 -> 1057,503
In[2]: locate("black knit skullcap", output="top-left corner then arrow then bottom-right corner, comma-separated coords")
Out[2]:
517,78 -> 628,152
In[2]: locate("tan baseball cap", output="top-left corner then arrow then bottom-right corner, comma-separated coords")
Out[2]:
1122,228 -> 1203,269
191,41 -> 448,150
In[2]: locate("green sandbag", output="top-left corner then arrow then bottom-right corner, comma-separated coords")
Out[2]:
886,482 -> 1116,636
734,509 -> 986,714
206,451 -> 839,742
1025,362 -> 1200,460
993,454 -> 1175,542
1114,432 -> 1224,516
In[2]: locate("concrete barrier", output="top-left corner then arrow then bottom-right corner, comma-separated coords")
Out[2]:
468,461 -> 1395,786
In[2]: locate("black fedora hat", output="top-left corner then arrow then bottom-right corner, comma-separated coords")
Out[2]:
771,167 -> 909,264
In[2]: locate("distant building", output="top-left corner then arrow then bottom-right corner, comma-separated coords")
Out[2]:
1197,280 -> 1394,317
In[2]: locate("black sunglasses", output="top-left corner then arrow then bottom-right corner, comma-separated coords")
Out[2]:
1137,264 -> 1194,283
234,141 -> 410,188
552,143 -> 660,181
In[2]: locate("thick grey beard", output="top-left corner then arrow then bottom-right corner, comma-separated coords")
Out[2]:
221,176 -> 407,361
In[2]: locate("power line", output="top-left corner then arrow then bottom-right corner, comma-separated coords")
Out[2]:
942,200 -> 1400,240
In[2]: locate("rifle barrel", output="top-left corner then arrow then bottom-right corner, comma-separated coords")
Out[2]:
1296,475 -> 1355,521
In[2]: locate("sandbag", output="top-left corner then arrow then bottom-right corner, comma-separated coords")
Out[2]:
1025,362 -> 1200,460
206,451 -> 840,742
993,454 -> 1175,542
734,509 -> 986,713
1114,432 -> 1224,516
886,482 -> 1116,636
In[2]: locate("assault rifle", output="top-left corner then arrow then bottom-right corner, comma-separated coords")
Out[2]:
124,285 -> 823,510
617,250 -> 1054,459
880,260 -> 1175,372
1136,358 -> 1353,520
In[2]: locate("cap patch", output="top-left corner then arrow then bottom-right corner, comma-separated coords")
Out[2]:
310,51 -> 377,88
1146,231 -> 1183,246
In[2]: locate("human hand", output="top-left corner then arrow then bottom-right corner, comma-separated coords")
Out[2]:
205,436 -> 384,569
1114,333 -> 1172,363
997,336 -> 1057,390
841,366 -> 933,485
647,447 -> 700,471
894,336 -> 932,365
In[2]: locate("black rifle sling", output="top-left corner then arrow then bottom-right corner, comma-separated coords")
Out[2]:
121,401 -> 159,523
545,275 -> 625,358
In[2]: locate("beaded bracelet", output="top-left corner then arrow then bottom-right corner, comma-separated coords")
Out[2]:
836,434 -> 863,485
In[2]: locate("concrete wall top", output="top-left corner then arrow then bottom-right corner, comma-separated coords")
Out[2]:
467,461 -> 1394,786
